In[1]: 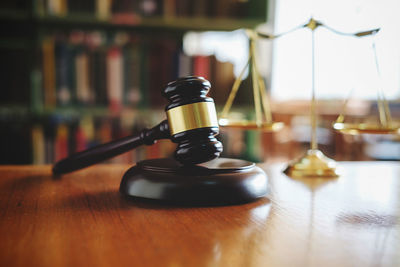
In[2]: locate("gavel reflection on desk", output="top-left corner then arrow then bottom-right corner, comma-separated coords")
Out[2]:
53,76 -> 267,205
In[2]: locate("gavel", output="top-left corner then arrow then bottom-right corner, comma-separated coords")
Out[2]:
53,76 -> 223,175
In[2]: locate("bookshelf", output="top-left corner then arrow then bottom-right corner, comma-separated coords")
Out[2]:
0,0 -> 268,164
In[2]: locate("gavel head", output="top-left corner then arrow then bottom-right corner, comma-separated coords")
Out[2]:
163,76 -> 223,165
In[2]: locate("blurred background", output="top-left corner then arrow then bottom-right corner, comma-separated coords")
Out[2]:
1,0 -> 399,165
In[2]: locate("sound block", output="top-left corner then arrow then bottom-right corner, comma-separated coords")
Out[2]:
119,158 -> 268,205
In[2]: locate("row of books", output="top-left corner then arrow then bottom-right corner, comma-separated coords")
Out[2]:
42,31 -> 149,110
37,0 -> 266,21
40,30 -> 235,111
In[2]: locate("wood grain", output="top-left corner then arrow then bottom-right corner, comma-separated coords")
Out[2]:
0,162 -> 399,267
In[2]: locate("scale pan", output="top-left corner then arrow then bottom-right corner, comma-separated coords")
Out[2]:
219,118 -> 284,132
333,122 -> 400,135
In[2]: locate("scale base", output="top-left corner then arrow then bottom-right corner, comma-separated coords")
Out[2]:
119,158 -> 268,206
284,149 -> 338,178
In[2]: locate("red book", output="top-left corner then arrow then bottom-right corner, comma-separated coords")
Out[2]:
74,125 -> 87,153
193,55 -> 211,80
107,47 -> 123,112
55,124 -> 69,162
42,37 -> 57,107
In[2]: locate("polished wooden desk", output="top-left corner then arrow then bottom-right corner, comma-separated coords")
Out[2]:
0,162 -> 399,267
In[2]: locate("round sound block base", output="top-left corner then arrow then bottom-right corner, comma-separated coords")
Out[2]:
119,158 -> 268,206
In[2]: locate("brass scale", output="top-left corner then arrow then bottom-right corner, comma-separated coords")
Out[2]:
218,18 -> 399,178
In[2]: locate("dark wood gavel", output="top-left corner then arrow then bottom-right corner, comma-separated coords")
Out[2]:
52,76 -> 223,175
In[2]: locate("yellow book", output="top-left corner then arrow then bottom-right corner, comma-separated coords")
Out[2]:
96,0 -> 111,20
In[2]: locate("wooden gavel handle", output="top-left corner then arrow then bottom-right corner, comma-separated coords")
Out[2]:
52,120 -> 170,175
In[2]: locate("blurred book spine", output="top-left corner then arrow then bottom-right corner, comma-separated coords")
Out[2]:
42,37 -> 57,107
32,125 -> 46,164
